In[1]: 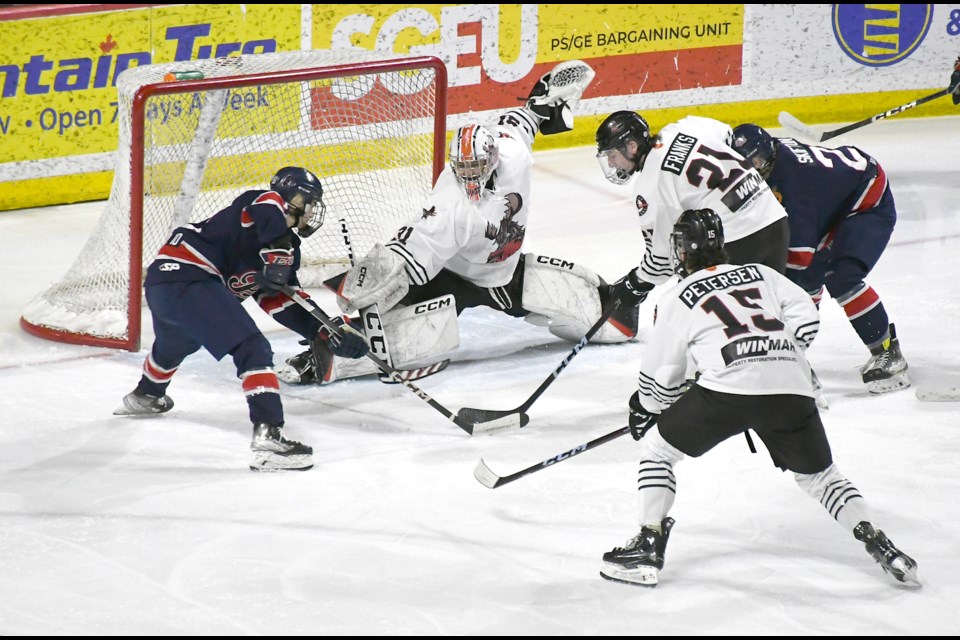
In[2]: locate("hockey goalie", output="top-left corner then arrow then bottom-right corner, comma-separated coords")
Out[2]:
279,60 -> 644,387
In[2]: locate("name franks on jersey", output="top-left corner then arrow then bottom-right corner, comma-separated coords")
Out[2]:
661,133 -> 697,175
721,335 -> 797,366
679,265 -> 763,308
720,171 -> 766,212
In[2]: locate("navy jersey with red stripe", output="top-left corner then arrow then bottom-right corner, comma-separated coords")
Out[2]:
765,138 -> 890,272
144,189 -> 321,338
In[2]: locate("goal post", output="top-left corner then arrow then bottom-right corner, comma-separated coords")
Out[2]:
21,50 -> 448,351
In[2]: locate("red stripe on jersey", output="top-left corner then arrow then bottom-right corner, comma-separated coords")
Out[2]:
156,242 -> 222,278
840,286 -> 880,320
253,191 -> 286,209
851,163 -> 888,212
241,208 -> 254,227
787,248 -> 814,269
242,370 -> 280,396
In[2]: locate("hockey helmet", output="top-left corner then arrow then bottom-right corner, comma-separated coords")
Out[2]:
671,208 -> 727,276
270,166 -> 326,238
731,124 -> 777,179
595,111 -> 652,185
449,124 -> 500,203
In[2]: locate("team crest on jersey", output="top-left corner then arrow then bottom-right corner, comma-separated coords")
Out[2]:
421,205 -> 437,220
228,270 -> 259,300
485,192 -> 525,263
635,195 -> 648,218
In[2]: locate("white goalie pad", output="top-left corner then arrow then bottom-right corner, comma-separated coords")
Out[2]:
337,243 -> 410,314
381,294 -> 460,369
521,254 -> 631,344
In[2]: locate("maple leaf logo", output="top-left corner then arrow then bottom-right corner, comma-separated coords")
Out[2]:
99,34 -> 118,54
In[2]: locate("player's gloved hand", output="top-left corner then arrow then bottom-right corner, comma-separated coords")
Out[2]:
628,391 -> 657,441
320,317 -> 369,359
611,267 -> 655,306
256,247 -> 295,293
950,56 -> 960,105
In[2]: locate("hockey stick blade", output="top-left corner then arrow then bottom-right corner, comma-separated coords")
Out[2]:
778,111 -> 824,142
473,425 -> 633,489
465,410 -> 529,436
915,384 -> 960,402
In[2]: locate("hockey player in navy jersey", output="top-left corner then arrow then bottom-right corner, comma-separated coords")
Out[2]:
949,56 -> 960,105
731,124 -> 909,394
600,208 -> 920,589
113,167 -> 369,471
281,61 -> 642,387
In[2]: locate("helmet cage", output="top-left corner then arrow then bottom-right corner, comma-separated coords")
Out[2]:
449,125 -> 499,203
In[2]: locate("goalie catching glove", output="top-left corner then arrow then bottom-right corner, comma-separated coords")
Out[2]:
628,391 -> 657,441
524,60 -> 596,135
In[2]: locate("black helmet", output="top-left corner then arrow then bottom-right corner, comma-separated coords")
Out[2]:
671,208 -> 727,276
731,124 -> 777,179
595,111 -> 652,185
270,167 -> 326,238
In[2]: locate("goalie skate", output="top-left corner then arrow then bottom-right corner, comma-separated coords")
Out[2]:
249,422 -> 313,472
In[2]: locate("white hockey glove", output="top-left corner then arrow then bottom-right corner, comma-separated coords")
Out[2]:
525,60 -> 596,135
337,243 -> 410,314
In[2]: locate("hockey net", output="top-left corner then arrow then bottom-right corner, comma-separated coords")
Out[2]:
21,50 -> 447,351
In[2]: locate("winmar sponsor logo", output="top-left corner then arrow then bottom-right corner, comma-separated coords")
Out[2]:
721,335 -> 796,366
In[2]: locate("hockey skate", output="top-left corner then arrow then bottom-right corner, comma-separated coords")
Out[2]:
113,390 -> 174,416
853,521 -> 921,587
860,324 -> 910,394
600,517 -> 675,587
249,422 -> 313,472
277,342 -> 447,386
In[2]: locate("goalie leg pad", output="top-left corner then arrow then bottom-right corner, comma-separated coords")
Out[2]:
382,294 -> 460,369
521,254 -> 634,344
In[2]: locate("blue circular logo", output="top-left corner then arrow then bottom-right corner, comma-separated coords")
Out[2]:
833,4 -> 933,67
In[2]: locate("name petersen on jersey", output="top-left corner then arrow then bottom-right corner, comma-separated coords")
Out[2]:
679,265 -> 763,307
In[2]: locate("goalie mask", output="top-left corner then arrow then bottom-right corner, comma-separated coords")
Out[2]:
270,166 -> 327,238
671,208 -> 728,277
596,111 -> 653,185
449,124 -> 500,203
731,124 -> 777,180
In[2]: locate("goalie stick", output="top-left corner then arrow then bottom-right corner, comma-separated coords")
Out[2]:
457,299 -> 622,430
474,425 -> 632,489
282,285 -> 520,436
778,88 -> 951,143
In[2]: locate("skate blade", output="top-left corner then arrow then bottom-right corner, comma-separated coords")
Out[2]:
866,372 -> 910,395
891,558 -> 922,588
599,564 -> 659,587
249,452 -> 313,472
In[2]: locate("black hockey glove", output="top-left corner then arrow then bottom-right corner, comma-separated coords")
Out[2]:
950,56 -> 960,105
256,247 -> 295,294
320,316 -> 369,359
611,268 -> 655,306
628,391 -> 657,441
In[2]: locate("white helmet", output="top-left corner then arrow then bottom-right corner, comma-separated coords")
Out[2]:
449,124 -> 499,203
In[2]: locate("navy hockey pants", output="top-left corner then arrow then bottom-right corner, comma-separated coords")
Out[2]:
137,280 -> 283,425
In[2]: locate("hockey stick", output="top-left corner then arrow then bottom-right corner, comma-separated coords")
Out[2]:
474,424 -> 633,489
282,285 -> 521,435
456,298 -> 622,430
778,88 -> 951,143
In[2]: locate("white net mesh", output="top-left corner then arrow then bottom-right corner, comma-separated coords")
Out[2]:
21,50 -> 444,349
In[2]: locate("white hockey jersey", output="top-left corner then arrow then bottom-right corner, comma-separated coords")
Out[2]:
386,108 -> 540,289
636,263 -> 821,414
630,116 -> 788,284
